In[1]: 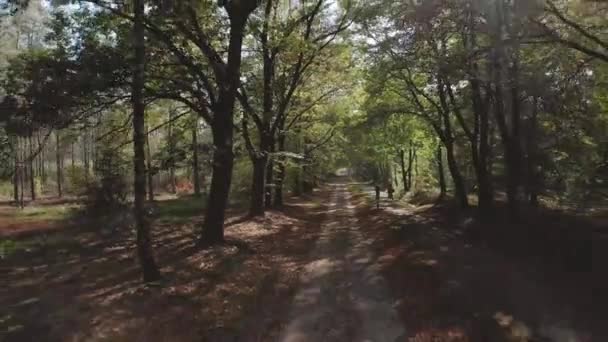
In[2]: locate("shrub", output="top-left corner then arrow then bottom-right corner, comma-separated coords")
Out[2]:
84,149 -> 129,217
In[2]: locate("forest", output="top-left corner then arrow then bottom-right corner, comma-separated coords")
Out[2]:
0,0 -> 605,341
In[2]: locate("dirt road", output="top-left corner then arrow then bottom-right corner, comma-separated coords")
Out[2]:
279,183 -> 405,342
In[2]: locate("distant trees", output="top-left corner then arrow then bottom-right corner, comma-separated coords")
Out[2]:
357,0 -> 608,217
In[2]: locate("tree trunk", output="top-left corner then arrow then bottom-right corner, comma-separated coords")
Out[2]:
437,145 -> 446,198
28,133 -> 36,201
55,132 -> 62,198
249,133 -> 271,216
445,141 -> 469,209
192,120 -> 201,197
71,140 -> 75,168
168,110 -> 177,194
274,133 -> 286,208
407,143 -> 414,190
145,125 -> 154,201
19,139 -> 25,208
399,148 -> 409,193
83,131 -> 89,183
12,136 -> 19,204
527,96 -> 540,207
200,5 -> 256,245
250,155 -> 267,216
264,141 -> 275,208
38,131 -> 46,183
492,0 -> 521,220
201,118 -> 234,244
132,0 -> 161,283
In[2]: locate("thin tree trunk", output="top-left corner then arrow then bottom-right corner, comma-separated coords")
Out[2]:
191,120 -> 201,197
264,141 -> 275,208
407,143 -> 414,190
168,110 -> 177,194
55,132 -> 62,198
19,138 -> 25,207
132,0 -> 161,282
71,140 -> 75,168
145,125 -> 154,201
83,131 -> 89,183
28,133 -> 36,201
527,96 -> 540,207
400,148 -> 409,193
274,133 -> 286,208
12,136 -> 19,204
437,145 -> 446,198
250,155 -> 267,216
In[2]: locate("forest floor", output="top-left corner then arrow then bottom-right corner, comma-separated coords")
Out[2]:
1,181 -> 605,341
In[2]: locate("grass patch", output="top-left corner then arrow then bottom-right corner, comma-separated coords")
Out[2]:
4,205 -> 78,223
155,195 -> 206,223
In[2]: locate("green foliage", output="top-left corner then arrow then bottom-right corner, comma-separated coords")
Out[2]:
84,148 -> 129,216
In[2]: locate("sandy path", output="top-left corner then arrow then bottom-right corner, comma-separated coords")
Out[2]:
279,183 -> 405,342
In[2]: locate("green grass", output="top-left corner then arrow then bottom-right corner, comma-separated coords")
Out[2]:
6,205 -> 78,223
155,195 -> 207,223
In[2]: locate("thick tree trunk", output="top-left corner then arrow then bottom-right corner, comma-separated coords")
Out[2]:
145,125 -> 154,201
192,122 -> 201,197
199,4 -> 256,245
55,132 -> 62,198
201,120 -> 234,244
437,145 -> 446,198
132,0 -> 161,283
445,141 -> 469,209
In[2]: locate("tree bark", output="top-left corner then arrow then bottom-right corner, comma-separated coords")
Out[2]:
437,145 -> 446,198
55,132 -> 62,198
250,155 -> 267,216
12,135 -> 19,204
200,3 -> 258,245
19,138 -> 24,207
274,133 -> 286,207
132,0 -> 161,283
399,148 -> 409,193
445,141 -> 469,209
71,140 -> 75,168
145,125 -> 154,201
526,96 -> 540,207
192,119 -> 201,197
407,143 -> 414,190
264,142 -> 274,208
83,131 -> 89,183
168,110 -> 177,194
28,133 -> 36,201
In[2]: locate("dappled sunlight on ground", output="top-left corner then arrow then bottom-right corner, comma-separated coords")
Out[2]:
1,192 -> 329,341
353,185 -> 601,342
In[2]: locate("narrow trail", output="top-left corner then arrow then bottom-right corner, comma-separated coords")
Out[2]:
279,183 -> 405,342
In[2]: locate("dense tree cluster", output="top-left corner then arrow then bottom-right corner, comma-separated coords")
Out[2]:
353,0 -> 607,220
